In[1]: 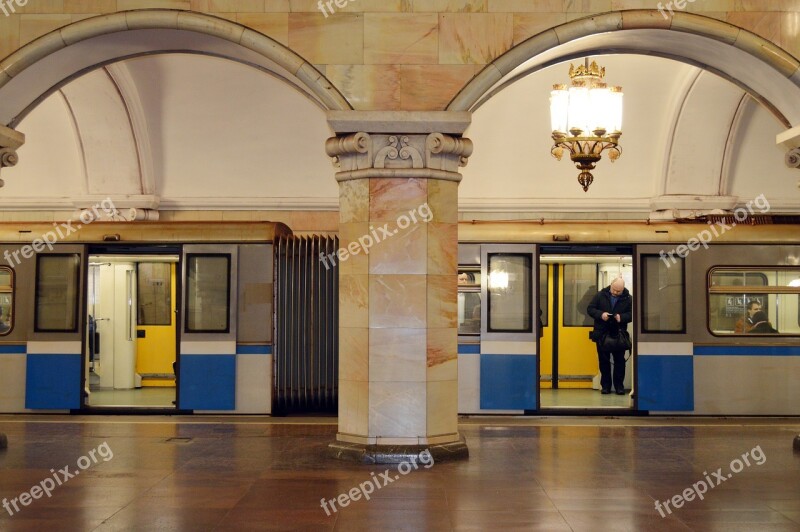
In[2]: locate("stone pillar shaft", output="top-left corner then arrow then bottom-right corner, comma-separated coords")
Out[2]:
326,113 -> 471,460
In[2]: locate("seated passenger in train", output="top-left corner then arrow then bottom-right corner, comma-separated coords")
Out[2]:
734,300 -> 761,333
748,311 -> 778,333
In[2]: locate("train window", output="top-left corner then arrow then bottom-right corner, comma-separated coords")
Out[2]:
539,263 -> 548,327
641,255 -> 685,333
35,254 -> 80,332
0,267 -> 13,335
563,264 -> 596,327
458,267 -> 481,335
137,263 -> 171,326
185,254 -> 231,333
708,268 -> 800,336
487,254 -> 532,333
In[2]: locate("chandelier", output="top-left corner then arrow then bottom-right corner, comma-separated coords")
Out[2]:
550,58 -> 623,192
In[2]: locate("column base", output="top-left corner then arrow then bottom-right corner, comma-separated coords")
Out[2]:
0,433 -> 7,449
329,434 -> 468,464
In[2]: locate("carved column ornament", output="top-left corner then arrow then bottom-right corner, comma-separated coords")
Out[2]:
0,125 -> 25,188
326,132 -> 473,181
787,147 -> 800,170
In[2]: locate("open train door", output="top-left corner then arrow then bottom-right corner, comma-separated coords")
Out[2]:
26,246 -> 85,410
179,245 -> 238,411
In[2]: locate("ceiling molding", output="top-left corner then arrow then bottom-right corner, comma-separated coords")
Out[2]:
105,62 -> 153,196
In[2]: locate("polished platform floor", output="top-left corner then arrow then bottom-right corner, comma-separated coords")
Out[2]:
1,415 -> 799,531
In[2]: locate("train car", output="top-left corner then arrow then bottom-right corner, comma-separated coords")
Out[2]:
457,220 -> 800,416
0,221 -> 337,415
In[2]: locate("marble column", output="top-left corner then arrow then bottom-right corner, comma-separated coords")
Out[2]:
0,124 -> 24,188
326,112 -> 472,463
0,125 -> 21,449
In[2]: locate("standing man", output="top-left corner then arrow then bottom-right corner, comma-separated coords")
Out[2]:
587,278 -> 632,395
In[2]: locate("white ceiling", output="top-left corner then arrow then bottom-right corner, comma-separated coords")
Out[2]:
2,51 -> 799,219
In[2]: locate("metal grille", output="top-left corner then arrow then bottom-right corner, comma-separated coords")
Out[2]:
274,235 -> 339,414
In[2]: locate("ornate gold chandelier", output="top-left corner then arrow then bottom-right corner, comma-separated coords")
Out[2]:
550,58 -> 623,192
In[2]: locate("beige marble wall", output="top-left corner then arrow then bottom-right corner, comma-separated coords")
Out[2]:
1,1 -> 798,110
337,175 -> 459,445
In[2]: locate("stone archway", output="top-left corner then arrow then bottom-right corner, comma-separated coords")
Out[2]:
448,10 -> 800,130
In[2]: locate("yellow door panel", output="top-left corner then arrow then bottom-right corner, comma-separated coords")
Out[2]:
136,263 -> 177,387
539,264 -> 553,388
556,265 -> 597,389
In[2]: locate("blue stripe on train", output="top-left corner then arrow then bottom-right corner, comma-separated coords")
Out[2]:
0,344 -> 26,354
694,345 -> 800,356
25,354 -> 81,409
458,344 -> 480,354
480,354 -> 537,410
179,355 -> 236,410
236,344 -> 272,355
637,355 -> 693,411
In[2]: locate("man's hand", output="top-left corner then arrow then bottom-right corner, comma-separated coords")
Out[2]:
602,312 -> 609,321
615,314 -> 621,323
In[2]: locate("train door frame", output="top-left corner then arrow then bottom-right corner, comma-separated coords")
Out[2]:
80,244 -> 183,412
535,244 -> 640,415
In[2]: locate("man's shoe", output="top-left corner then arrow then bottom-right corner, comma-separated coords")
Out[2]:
601,388 -> 611,394
615,389 -> 625,395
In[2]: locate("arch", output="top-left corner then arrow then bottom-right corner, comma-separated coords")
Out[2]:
448,10 -> 800,127
0,10 -> 351,127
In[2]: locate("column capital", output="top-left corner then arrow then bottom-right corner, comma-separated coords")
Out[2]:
0,125 -> 25,188
787,147 -> 800,170
325,131 -> 473,182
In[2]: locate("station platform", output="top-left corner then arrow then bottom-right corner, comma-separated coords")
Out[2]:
0,415 -> 799,531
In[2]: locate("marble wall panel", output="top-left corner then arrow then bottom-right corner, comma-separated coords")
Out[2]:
339,379 -> 369,435
426,179 -> 458,223
369,274 -> 427,328
368,177 -> 427,222
340,273 -> 369,327
439,13 -> 514,64
427,221 -> 457,275
288,13 -> 364,65
339,179 -> 370,223
368,381 -> 427,436
427,274 -> 457,329
340,327 -> 368,381
426,380 -> 458,436
368,220 -> 427,275
326,65 -> 402,110
236,13 -> 290,45
338,222 -> 369,274
364,14 -> 439,64
369,327 -> 427,382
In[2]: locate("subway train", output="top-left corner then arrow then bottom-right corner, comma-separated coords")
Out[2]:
458,219 -> 800,416
0,217 -> 797,417
0,220 -> 338,415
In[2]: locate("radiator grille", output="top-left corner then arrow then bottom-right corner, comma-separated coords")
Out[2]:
274,235 -> 339,414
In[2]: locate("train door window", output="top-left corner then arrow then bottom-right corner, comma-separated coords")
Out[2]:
458,268 -> 481,335
487,254 -> 532,333
642,255 -> 685,333
35,254 -> 80,332
185,254 -> 231,333
563,264 -> 596,327
708,268 -> 800,335
138,263 -> 171,325
0,267 -> 13,334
